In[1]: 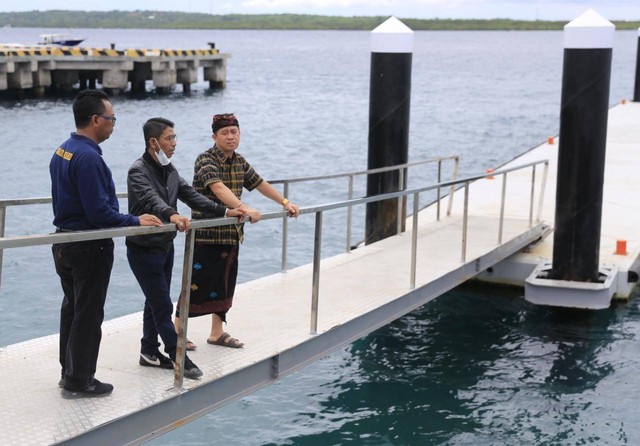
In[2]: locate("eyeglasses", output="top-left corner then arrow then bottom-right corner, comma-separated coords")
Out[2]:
164,135 -> 177,141
96,115 -> 117,124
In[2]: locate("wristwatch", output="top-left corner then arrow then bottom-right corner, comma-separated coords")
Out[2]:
281,198 -> 289,206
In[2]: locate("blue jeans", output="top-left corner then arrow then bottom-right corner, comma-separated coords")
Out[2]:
127,244 -> 178,361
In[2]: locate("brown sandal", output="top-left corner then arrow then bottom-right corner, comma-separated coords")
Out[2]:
206,332 -> 244,348
186,340 -> 196,351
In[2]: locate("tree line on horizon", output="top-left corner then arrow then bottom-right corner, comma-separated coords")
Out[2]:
1,10 -> 639,31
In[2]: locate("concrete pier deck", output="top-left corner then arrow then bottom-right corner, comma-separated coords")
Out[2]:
0,45 -> 229,94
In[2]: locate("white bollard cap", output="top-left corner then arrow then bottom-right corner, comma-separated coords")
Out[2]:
371,16 -> 414,54
564,9 -> 615,49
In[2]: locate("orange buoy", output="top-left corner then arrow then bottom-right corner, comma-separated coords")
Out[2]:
547,136 -> 555,145
486,168 -> 495,180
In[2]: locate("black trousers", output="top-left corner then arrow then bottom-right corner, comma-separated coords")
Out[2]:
126,244 -> 178,360
53,238 -> 114,390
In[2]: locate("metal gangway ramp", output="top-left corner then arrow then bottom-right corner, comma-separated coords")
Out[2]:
0,159 -> 548,445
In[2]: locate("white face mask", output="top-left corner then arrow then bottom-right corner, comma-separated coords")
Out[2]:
153,138 -> 171,166
156,148 -> 171,166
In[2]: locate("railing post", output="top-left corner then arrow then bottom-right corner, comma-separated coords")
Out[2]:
529,165 -> 536,227
281,181 -> 289,272
410,192 -> 419,289
537,161 -> 549,224
447,156 -> 460,217
498,172 -> 507,244
310,211 -> 323,335
174,228 -> 196,390
397,168 -> 405,236
0,204 -> 5,290
436,160 -> 442,221
346,175 -> 353,253
462,182 -> 469,262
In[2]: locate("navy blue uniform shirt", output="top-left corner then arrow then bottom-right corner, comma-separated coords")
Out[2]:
50,133 -> 139,230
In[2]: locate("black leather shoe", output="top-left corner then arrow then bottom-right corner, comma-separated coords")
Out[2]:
61,378 -> 113,399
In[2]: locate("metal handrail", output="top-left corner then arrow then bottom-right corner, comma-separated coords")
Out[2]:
0,156 -> 459,209
0,160 -> 543,251
268,156 -> 459,185
0,159 -> 548,387
0,155 -> 460,284
271,155 -> 460,268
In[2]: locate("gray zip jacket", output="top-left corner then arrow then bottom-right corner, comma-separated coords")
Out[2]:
126,151 -> 227,251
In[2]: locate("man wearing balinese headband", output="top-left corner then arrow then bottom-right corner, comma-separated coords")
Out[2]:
175,113 -> 299,349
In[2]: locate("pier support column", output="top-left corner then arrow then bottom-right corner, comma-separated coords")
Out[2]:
634,28 -> 640,102
152,65 -> 177,93
204,59 -> 227,89
7,62 -> 33,90
365,17 -> 413,245
102,69 -> 129,91
551,9 -> 614,282
0,61 -> 11,91
177,65 -> 197,93
32,66 -> 52,93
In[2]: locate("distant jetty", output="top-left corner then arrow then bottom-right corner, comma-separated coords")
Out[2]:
0,43 -> 228,97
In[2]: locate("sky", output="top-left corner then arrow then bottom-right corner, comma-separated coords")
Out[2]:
0,0 -> 639,21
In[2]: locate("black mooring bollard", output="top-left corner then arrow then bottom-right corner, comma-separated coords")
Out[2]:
365,17 -> 414,245
634,28 -> 640,102
551,9 -> 615,282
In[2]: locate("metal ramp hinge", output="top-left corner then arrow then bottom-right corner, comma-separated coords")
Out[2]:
475,258 -> 481,272
271,355 -> 280,379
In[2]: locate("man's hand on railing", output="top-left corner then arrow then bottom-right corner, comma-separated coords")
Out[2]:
226,207 -> 245,220
239,206 -> 261,223
139,214 -> 163,227
284,201 -> 300,218
169,214 -> 191,232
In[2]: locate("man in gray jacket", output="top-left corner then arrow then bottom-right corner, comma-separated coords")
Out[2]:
126,117 -> 243,379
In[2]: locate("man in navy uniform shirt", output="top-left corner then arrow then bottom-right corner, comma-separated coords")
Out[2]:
50,89 -> 161,399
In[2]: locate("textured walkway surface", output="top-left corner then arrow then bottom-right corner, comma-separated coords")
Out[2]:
1,217 -> 542,444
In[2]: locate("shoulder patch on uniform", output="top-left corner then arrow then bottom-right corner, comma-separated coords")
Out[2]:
55,147 -> 74,161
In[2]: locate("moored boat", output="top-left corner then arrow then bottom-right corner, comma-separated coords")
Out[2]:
39,33 -> 84,46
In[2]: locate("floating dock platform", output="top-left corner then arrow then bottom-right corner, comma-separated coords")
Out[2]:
476,101 -> 640,307
0,45 -> 229,95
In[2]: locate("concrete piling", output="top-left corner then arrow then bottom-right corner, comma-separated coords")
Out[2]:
7,62 -> 33,89
203,59 -> 227,89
